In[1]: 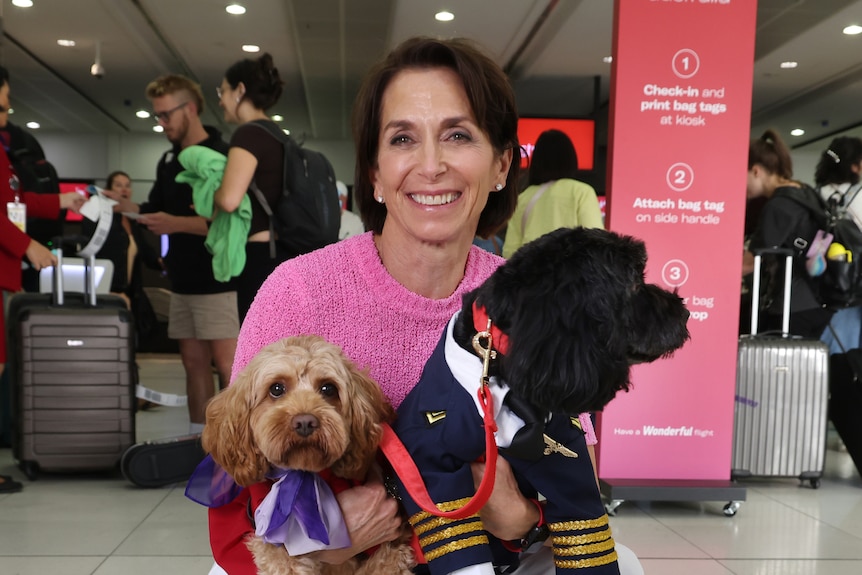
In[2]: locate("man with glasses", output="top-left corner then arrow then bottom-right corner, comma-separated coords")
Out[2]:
107,75 -> 237,438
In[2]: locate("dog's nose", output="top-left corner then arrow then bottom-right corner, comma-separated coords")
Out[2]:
292,414 -> 319,437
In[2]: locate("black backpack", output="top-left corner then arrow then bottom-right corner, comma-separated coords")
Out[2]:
247,121 -> 340,259
777,184 -> 862,308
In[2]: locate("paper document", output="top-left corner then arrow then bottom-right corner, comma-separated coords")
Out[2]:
79,194 -> 117,222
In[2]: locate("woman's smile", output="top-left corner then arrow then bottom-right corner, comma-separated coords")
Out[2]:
409,191 -> 461,206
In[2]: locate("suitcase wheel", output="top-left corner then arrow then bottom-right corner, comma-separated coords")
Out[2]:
798,473 -> 822,489
19,460 -> 39,481
723,501 -> 742,517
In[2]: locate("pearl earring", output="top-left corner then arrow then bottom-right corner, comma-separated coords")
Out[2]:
377,196 -> 385,204
495,183 -> 504,191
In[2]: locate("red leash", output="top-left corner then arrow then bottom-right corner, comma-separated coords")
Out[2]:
379,305 -> 502,519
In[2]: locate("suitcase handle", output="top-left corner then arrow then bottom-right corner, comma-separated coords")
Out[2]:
750,247 -> 793,336
51,244 -> 97,308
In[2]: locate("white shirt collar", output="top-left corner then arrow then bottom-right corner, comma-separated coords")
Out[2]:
443,312 -> 525,448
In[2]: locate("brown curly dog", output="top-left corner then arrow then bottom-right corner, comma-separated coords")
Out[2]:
203,335 -> 414,575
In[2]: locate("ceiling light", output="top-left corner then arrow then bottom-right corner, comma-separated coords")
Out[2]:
790,128 -> 805,137
271,114 -> 283,122
26,121 -> 40,129
603,56 -> 613,64
779,61 -> 798,69
136,110 -> 151,119
435,11 -> 455,22
12,0 -> 34,7
153,125 -> 164,133
226,4 -> 246,15
57,39 -> 76,47
242,45 -> 260,53
282,129 -> 290,136
844,24 -> 862,35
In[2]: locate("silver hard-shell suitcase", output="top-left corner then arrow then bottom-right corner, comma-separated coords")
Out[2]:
7,251 -> 136,479
731,249 -> 829,488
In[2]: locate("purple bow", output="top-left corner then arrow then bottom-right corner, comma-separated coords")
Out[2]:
183,455 -> 350,556
184,454 -> 243,507
255,468 -> 351,554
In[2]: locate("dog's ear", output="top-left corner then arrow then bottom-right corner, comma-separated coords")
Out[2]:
201,371 -> 269,486
330,365 -> 394,480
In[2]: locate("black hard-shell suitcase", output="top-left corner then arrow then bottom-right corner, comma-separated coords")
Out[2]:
6,252 -> 136,479
731,248 -> 829,487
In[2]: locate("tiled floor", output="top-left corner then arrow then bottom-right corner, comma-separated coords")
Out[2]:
2,354 -> 862,575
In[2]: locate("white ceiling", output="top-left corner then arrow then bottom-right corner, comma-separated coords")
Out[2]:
1,0 -> 862,153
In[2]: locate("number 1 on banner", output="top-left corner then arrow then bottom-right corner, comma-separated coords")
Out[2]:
672,48 -> 700,79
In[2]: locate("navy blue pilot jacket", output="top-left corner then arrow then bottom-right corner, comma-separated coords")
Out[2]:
393,314 -> 620,575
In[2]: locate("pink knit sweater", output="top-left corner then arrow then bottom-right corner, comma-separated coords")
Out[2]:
232,232 -> 596,443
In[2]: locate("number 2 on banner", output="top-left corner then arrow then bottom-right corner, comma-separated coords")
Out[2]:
666,163 -> 694,192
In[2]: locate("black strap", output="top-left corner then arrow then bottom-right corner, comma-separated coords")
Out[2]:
827,322 -> 850,354
246,497 -> 257,529
248,180 -> 277,259
244,120 -> 293,259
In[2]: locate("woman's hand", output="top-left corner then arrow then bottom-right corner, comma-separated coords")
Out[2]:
313,466 -> 404,565
59,192 -> 86,213
471,455 -> 539,541
25,239 -> 57,272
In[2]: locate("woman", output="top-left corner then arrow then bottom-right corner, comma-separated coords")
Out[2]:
208,37 -> 637,575
214,53 -> 285,321
812,136 -> 862,478
502,128 -> 604,259
0,167 -> 83,494
743,129 -> 831,338
0,64 -> 85,489
82,172 -> 161,341
0,64 -> 85,490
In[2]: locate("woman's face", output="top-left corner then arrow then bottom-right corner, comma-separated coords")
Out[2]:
217,79 -> 240,123
371,68 -> 511,247
0,83 -> 9,129
746,164 -> 768,199
110,174 -> 133,200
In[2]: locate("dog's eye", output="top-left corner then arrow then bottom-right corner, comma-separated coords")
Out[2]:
269,382 -> 286,398
319,382 -> 338,399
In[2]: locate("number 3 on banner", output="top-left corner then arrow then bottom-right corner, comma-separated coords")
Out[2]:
662,259 -> 690,288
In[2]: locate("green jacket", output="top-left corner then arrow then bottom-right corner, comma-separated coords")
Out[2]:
176,145 -> 252,282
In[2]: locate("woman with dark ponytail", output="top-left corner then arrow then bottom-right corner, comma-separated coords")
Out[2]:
743,129 -> 833,337
214,53 -> 286,321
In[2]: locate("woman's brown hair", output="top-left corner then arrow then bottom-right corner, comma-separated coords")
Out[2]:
748,129 -> 793,179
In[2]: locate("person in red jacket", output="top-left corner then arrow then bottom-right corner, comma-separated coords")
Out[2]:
0,65 -> 84,493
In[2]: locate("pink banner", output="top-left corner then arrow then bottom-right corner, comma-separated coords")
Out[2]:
597,0 -> 757,480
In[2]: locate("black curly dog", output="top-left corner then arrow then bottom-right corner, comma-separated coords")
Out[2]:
454,226 -> 691,415
393,227 -> 690,574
